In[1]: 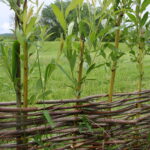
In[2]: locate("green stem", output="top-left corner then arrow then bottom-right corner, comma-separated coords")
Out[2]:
73,37 -> 84,150
36,48 -> 46,100
108,12 -> 123,103
138,48 -> 144,93
23,0 -> 27,10
108,62 -> 117,103
20,1 -> 28,149
22,40 -> 29,150
76,37 -> 85,99
135,1 -> 144,115
22,41 -> 28,150
23,41 -> 28,108
105,13 -> 123,148
15,0 -> 23,149
137,36 -> 144,110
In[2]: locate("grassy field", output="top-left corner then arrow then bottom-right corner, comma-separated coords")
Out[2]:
0,41 -> 150,102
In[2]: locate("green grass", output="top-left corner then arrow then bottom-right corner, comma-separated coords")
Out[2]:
0,41 -> 150,102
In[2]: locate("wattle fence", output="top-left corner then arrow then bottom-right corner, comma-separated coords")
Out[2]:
0,90 -> 150,150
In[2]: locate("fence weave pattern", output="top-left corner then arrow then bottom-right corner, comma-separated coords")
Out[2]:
0,90 -> 150,150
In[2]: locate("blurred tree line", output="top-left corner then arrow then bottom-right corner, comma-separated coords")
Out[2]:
41,0 -> 118,41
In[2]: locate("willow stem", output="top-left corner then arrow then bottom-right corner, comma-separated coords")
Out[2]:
108,62 -> 117,103
15,0 -> 23,149
23,41 -> 28,108
108,12 -> 123,104
76,37 -> 85,99
15,1 -> 21,109
136,34 -> 144,115
138,47 -> 144,94
135,2 -> 144,118
23,0 -> 27,10
73,37 -> 84,150
106,13 -> 124,146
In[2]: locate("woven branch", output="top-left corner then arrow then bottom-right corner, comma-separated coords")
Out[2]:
0,90 -> 150,149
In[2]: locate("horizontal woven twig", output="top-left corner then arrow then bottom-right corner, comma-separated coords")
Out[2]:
0,90 -> 150,149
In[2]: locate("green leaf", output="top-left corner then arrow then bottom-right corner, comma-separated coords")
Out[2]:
65,36 -> 77,73
79,21 -> 89,36
56,63 -> 74,84
85,51 -> 91,65
107,26 -> 122,35
12,40 -> 20,82
99,26 -> 111,37
89,32 -> 97,49
34,135 -> 44,147
79,116 -> 93,133
65,0 -> 84,18
129,50 -> 136,56
68,21 -> 74,35
141,0 -> 150,12
29,94 -> 36,104
101,0 -> 113,15
51,4 -> 66,31
36,79 -> 43,91
66,49 -> 76,72
115,0 -> 120,8
127,13 -> 137,24
43,110 -> 55,128
38,90 -> 52,99
36,2 -> 44,15
26,16 -> 37,36
44,33 -> 54,41
147,133 -> 150,142
140,12 -> 149,26
44,63 -> 55,86
100,49 -> 106,59
86,64 -> 95,75
105,43 -> 124,61
16,28 -> 25,46
0,44 -> 12,81
22,8 -> 28,33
